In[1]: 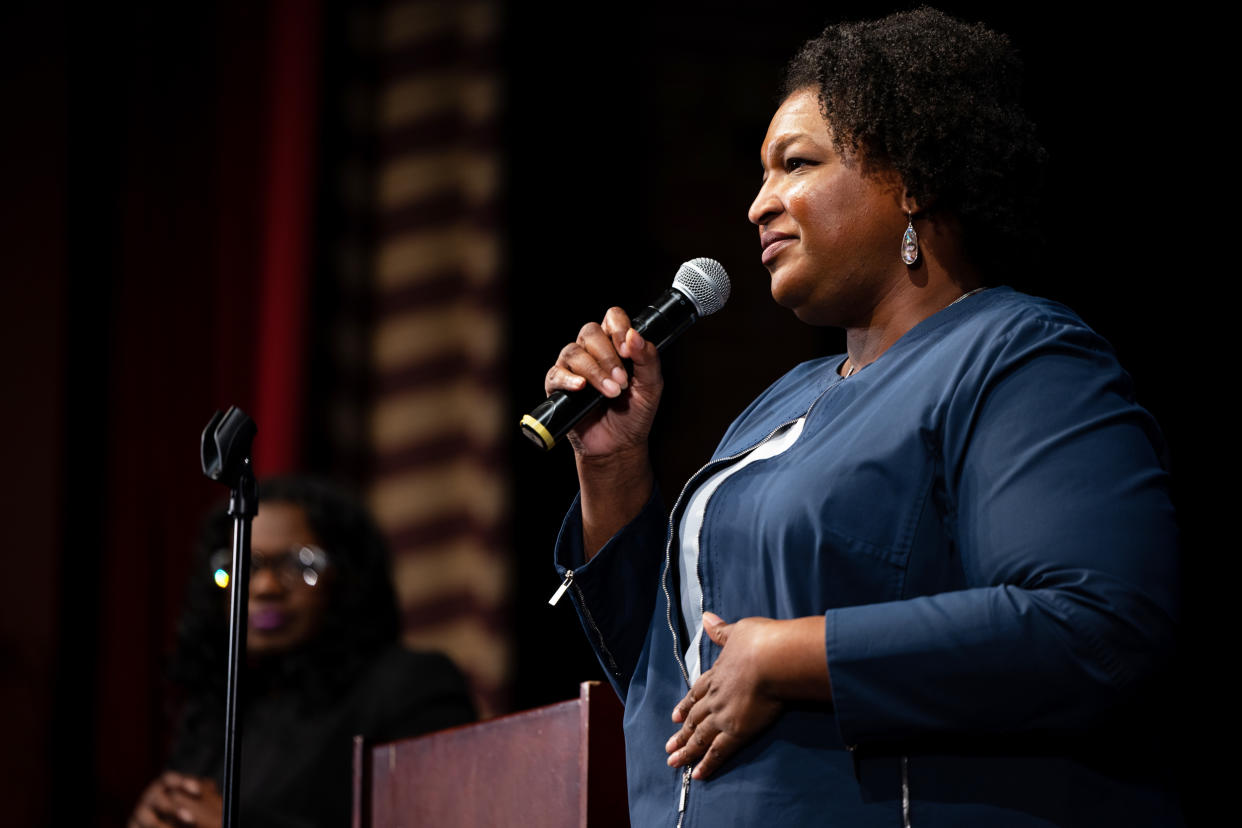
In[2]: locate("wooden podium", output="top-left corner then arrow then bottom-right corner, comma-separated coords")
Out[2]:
352,681 -> 629,827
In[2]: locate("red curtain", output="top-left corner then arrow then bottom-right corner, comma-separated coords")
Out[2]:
88,2 -> 320,820
253,0 -> 321,476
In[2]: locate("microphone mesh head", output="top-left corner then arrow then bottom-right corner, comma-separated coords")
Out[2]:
673,258 -> 731,317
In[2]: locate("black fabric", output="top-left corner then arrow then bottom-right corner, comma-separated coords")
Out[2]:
168,645 -> 474,827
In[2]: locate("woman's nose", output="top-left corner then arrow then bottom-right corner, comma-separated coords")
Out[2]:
250,564 -> 285,597
748,180 -> 781,226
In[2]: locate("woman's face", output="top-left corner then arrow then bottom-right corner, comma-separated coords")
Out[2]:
747,87 -> 910,326
245,501 -> 332,657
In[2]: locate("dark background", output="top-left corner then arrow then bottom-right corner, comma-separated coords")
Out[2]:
3,1 -> 1211,825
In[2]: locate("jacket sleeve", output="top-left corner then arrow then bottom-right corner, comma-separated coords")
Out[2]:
554,488 -> 669,702
825,317 -> 1178,745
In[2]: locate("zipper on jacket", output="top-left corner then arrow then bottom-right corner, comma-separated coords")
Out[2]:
675,766 -> 691,828
901,755 -> 911,828
656,444 -> 766,828
550,569 -> 622,679
661,377 -> 843,685
548,570 -> 573,606
658,377 -> 844,826
660,419 -> 801,687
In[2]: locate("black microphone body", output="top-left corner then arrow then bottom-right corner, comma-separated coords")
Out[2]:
521,259 -> 729,450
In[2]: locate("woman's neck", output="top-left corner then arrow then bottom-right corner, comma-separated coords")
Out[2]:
843,221 -> 981,373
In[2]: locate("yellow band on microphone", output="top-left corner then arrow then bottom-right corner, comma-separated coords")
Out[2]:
520,414 -> 556,450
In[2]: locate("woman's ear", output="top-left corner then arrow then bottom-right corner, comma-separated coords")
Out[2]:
901,183 -> 943,217
901,189 -> 925,217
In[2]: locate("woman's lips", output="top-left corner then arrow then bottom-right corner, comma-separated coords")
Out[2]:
761,237 -> 795,266
250,609 -> 288,631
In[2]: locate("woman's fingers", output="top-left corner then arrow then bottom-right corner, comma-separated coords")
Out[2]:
665,686 -> 717,767
539,306 -> 663,457
693,731 -> 744,779
544,362 -> 587,394
576,320 -> 630,396
669,703 -> 744,780
161,772 -> 202,798
544,315 -> 631,397
702,611 -> 730,645
132,773 -> 221,828
623,328 -> 660,387
132,782 -> 178,827
670,682 -> 699,724
130,805 -> 176,828
667,693 -> 766,779
664,616 -> 787,779
541,307 -> 660,397
666,675 -> 710,751
601,306 -> 635,355
545,339 -> 619,397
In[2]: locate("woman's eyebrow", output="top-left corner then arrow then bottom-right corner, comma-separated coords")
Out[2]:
762,132 -> 813,164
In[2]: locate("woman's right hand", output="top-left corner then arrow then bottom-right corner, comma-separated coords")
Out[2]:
544,307 -> 663,459
129,772 -> 222,828
547,308 -> 661,556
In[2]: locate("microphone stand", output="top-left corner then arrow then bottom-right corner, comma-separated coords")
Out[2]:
201,406 -> 258,828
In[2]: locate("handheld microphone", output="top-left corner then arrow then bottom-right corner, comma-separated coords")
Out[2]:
520,258 -> 730,451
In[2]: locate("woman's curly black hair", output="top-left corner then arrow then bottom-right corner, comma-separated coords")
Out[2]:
783,6 -> 1046,277
168,476 -> 401,712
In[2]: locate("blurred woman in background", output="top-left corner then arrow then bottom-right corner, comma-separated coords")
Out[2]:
130,477 -> 474,828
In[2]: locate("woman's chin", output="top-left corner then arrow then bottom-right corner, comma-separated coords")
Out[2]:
246,628 -> 307,657
771,289 -> 835,327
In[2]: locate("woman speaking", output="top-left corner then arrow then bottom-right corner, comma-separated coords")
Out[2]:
542,8 -> 1180,827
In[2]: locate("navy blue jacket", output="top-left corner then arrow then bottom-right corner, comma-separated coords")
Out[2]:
555,288 -> 1181,826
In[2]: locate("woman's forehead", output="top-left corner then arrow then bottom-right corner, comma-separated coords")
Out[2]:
762,90 -> 832,156
251,501 -> 318,548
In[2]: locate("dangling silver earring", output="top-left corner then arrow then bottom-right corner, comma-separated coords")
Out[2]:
901,213 -> 919,266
